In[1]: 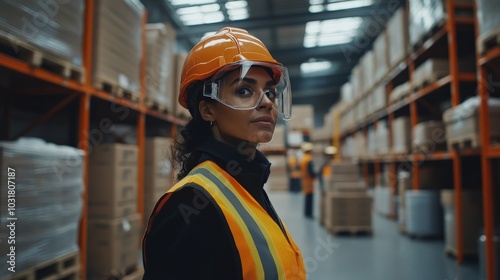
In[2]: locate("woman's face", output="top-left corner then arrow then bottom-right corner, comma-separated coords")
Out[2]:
206,66 -> 279,146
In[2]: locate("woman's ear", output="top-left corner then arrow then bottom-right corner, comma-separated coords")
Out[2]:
199,100 -> 215,122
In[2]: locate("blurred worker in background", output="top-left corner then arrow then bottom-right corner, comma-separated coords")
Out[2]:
300,142 -> 316,218
318,145 -> 337,192
287,149 -> 302,193
142,27 -> 305,279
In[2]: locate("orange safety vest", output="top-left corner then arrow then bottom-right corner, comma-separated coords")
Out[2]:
287,155 -> 301,179
300,153 -> 314,194
144,161 -> 306,280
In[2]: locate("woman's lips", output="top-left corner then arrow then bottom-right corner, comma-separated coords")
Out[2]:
252,116 -> 275,129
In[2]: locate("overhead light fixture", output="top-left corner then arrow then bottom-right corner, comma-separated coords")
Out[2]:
309,5 -> 324,13
309,0 -> 324,4
200,3 -> 220,12
203,11 -> 225,24
304,17 -> 362,47
170,0 -> 216,5
225,0 -> 248,9
176,6 -> 200,15
326,0 -> 373,11
300,60 -> 333,76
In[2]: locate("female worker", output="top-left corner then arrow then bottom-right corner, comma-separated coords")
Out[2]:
142,27 -> 306,279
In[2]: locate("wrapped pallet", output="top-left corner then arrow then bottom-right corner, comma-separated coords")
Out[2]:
413,121 -> 447,153
341,82 -> 354,105
397,171 -> 411,230
173,51 -> 191,119
92,0 -> 144,98
145,23 -> 176,113
373,31 -> 390,83
325,192 -> 372,234
351,65 -> 364,100
389,82 -> 411,104
376,120 -> 390,155
443,97 -> 500,150
370,85 -> 387,115
0,1 -> 84,68
477,0 -> 500,53
392,117 -> 411,154
0,138 -> 83,279
361,51 -> 375,93
387,8 -> 410,69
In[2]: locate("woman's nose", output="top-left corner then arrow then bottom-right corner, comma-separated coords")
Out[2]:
257,92 -> 273,110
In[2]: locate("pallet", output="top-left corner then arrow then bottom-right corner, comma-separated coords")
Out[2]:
145,100 -> 169,115
94,77 -> 140,103
4,251 -> 80,280
328,226 -> 372,236
89,264 -> 142,280
447,134 -> 480,151
477,26 -> 500,54
0,32 -> 85,83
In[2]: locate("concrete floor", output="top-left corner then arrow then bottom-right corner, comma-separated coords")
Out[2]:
267,190 -> 481,280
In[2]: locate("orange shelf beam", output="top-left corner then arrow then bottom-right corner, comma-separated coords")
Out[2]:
479,46 -> 500,66
487,146 -> 500,158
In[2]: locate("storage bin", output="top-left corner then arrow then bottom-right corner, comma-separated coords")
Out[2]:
406,190 -> 443,237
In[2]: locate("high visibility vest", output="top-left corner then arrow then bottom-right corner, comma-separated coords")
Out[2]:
144,161 -> 306,280
287,155 -> 301,179
300,153 -> 314,194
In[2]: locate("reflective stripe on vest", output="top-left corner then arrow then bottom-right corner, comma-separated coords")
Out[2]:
145,160 -> 306,280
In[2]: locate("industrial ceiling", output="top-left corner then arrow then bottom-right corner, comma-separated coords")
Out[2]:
141,0 -> 403,127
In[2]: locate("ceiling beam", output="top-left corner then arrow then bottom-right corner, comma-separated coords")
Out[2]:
176,3 -> 389,38
272,45 -> 360,66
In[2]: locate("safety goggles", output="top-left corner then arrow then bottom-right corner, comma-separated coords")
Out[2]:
203,61 -> 292,120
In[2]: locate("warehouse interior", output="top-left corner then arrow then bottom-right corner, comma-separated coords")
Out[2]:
0,0 -> 499,279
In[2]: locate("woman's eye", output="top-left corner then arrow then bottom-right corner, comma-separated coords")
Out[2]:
236,88 -> 253,96
265,90 -> 278,99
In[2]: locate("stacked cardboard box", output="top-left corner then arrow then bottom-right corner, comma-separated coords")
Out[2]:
441,190 -> 483,256
387,8 -> 410,69
323,162 -> 372,233
266,155 -> 288,191
0,139 -> 83,279
389,82 -> 412,104
92,0 -> 144,96
373,31 -> 390,84
477,0 -> 500,53
259,125 -> 286,151
361,51 -> 375,93
173,51 -> 191,119
88,143 -> 141,277
290,104 -> 314,131
392,117 -> 411,154
144,137 -> 175,219
145,23 -> 176,113
412,121 -> 447,153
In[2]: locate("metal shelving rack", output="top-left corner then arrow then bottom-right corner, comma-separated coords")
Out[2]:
0,0 -> 186,277
337,1 -> 497,279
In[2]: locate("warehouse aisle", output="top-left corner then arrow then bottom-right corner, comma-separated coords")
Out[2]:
267,190 -> 480,280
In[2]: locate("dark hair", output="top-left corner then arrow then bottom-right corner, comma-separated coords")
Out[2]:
174,82 -> 214,180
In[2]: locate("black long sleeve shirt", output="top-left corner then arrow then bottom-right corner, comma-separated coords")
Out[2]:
142,137 -> 283,280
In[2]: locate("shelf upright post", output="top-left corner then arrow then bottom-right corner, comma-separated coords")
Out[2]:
447,0 -> 466,264
409,62 -> 420,191
137,10 -> 147,223
78,0 -> 94,278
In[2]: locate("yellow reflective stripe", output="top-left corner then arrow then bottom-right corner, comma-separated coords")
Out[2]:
201,162 -> 286,278
190,173 -> 265,279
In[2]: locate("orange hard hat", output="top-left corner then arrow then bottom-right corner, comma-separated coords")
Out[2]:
178,27 -> 283,109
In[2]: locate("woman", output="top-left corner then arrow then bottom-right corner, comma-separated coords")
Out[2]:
142,27 -> 306,280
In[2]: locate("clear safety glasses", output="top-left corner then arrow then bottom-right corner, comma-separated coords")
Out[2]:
203,61 -> 292,120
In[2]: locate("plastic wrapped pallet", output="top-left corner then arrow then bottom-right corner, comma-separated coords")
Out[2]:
413,59 -> 450,88
392,117 -> 411,154
351,65 -> 364,99
145,23 -> 176,113
397,171 -> 411,228
0,138 -> 83,279
443,97 -> 500,149
413,121 -> 447,153
477,0 -> 500,53
371,85 -> 387,114
0,1 -> 84,66
376,120 -> 390,155
361,51 -> 375,93
373,31 -> 390,83
92,0 -> 144,96
387,8 -> 410,69
389,82 -> 411,104
325,192 -> 372,233
341,82 -> 354,105
173,51 -> 191,119
367,126 -> 376,158
374,186 -> 391,217
441,190 -> 483,256
406,190 -> 443,237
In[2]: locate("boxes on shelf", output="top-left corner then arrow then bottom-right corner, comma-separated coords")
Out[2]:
87,213 -> 142,278
387,8 -> 410,69
389,82 -> 411,104
441,189 -> 483,256
412,121 -> 447,153
144,137 -> 174,217
290,104 -> 314,131
351,65 -> 364,99
341,82 -> 354,105
392,117 -> 411,154
0,1 -> 84,68
92,0 -> 144,97
145,23 -> 176,113
413,59 -> 450,89
477,0 -> 500,53
406,190 -> 443,237
266,155 -> 288,191
259,125 -> 285,151
361,51 -> 375,93
0,138 -> 83,279
443,97 -> 500,150
324,192 -> 373,233
376,120 -> 390,155
88,143 -> 138,219
373,31 -> 390,83
173,51 -> 191,119
370,85 -> 387,115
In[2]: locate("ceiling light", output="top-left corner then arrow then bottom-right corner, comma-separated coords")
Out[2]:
309,0 -> 324,4
305,21 -> 321,34
203,11 -> 225,23
326,0 -> 373,11
176,6 -> 200,15
309,5 -> 324,13
180,13 -> 204,22
300,60 -> 333,75
304,36 -> 317,48
170,0 -> 216,5
200,3 -> 220,12
183,18 -> 204,25
229,13 -> 249,20
225,1 -> 248,9
317,35 -> 352,46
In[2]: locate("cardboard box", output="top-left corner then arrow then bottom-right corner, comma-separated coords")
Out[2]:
290,104 -> 314,131
388,8 -> 409,68
392,117 -> 411,154
173,51 -> 191,119
89,144 -> 138,219
87,213 -> 142,276
325,193 -> 373,230
373,31 -> 389,83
